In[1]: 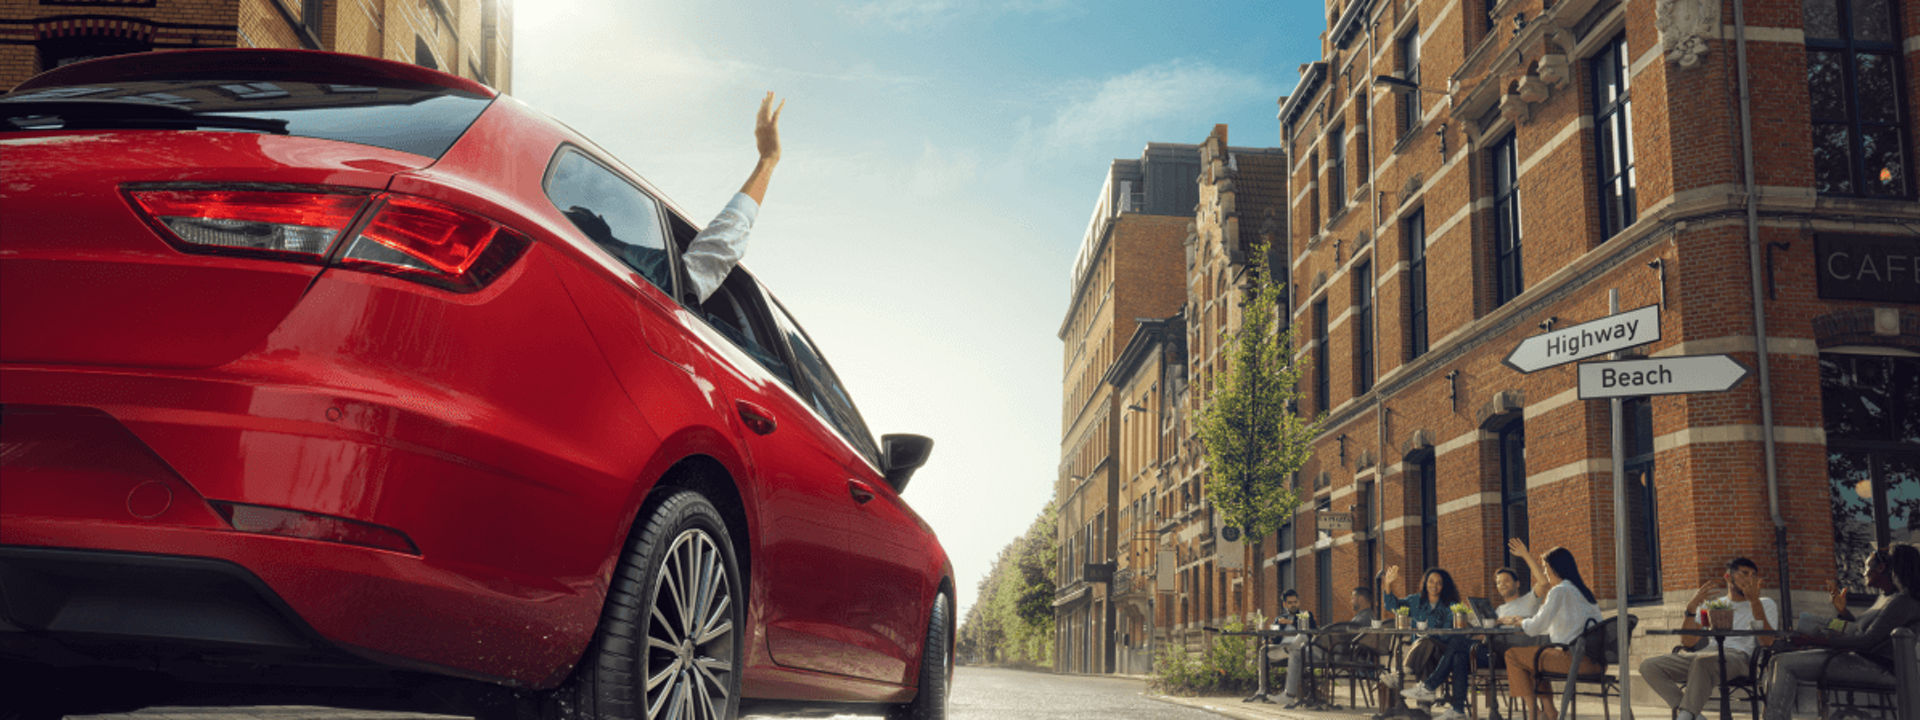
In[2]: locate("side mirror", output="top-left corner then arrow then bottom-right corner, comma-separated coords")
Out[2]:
881,434 -> 934,494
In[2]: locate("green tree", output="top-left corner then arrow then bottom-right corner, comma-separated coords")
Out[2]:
1198,241 -> 1321,539
956,502 -> 1056,668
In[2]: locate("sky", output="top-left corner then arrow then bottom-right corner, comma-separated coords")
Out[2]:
513,0 -> 1323,620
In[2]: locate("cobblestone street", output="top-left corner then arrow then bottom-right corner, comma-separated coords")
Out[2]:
75,666 -> 1227,720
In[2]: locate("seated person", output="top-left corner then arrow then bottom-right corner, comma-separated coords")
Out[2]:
1386,565 -> 1471,720
1760,543 -> 1920,720
1638,558 -> 1779,720
1499,541 -> 1604,720
1278,586 -> 1376,709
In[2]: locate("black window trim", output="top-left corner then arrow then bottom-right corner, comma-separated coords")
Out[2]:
1490,133 -> 1523,307
1405,207 -> 1429,360
763,289 -> 884,470
1591,32 -> 1637,239
540,143 -> 685,302
1804,0 -> 1912,199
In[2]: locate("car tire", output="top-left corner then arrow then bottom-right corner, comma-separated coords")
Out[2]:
494,489 -> 744,720
887,592 -> 951,720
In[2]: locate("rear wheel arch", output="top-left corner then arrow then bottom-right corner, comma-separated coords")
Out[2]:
638,454 -> 753,598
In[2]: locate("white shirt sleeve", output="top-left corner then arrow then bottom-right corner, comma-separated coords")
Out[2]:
1522,584 -> 1564,637
683,192 -> 759,303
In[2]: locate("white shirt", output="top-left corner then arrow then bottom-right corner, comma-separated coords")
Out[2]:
1521,580 -> 1604,645
1497,592 -> 1541,620
684,192 -> 759,303
1715,594 -> 1780,657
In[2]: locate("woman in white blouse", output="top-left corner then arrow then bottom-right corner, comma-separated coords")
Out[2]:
1497,542 -> 1604,720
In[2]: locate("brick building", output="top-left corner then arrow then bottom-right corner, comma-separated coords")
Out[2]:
2,0 -> 511,92
1055,144 -> 1195,674
1251,0 -> 1918,680
1067,126 -> 1291,674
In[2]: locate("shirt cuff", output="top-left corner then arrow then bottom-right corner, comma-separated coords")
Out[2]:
722,192 -> 760,224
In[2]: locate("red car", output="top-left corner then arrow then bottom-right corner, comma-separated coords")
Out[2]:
0,49 -> 951,720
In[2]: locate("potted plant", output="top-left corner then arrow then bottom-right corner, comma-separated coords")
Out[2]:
1703,599 -> 1736,630
1451,602 -> 1475,630
1395,606 -> 1412,629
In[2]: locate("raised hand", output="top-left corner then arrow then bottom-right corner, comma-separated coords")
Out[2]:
756,91 -> 784,163
1828,579 -> 1848,613
1507,538 -> 1531,560
1688,582 -> 1719,611
1383,565 -> 1401,591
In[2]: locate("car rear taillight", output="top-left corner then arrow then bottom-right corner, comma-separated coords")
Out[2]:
339,194 -> 530,292
128,189 -> 368,260
127,186 -> 530,293
210,501 -> 421,555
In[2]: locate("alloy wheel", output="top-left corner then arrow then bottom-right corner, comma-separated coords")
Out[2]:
644,527 -> 735,720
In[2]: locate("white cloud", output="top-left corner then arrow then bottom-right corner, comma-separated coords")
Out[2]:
840,0 -> 1080,30
1027,59 -> 1268,154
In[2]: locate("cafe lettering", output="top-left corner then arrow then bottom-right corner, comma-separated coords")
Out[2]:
1816,234 -> 1920,304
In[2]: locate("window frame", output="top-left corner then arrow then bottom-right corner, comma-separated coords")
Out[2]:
1416,453 -> 1438,572
1399,27 -> 1422,137
764,290 -> 884,467
1592,32 -> 1637,239
1354,259 -> 1374,394
1621,396 -> 1662,602
1498,420 -> 1530,546
1490,133 -> 1524,306
1405,208 -> 1429,359
1804,0 -> 1911,198
541,144 -> 681,299
1313,299 -> 1331,413
1329,124 -> 1348,211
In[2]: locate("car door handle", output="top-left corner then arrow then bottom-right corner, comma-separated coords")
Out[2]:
847,479 -> 875,505
736,400 -> 776,435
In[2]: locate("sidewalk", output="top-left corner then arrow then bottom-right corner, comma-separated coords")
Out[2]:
1147,691 -> 1675,720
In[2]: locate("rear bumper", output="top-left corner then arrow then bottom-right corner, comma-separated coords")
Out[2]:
0,364 -> 620,689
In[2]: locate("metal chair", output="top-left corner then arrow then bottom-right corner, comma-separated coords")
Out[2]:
1531,614 -> 1638,720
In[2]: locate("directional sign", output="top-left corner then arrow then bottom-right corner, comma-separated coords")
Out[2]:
1504,305 -> 1661,373
1576,354 -> 1750,399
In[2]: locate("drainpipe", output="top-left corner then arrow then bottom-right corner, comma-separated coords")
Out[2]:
1734,0 -> 1792,621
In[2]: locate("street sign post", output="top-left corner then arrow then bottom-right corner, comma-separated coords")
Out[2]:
1576,355 -> 1750,400
1503,304 -> 1661,373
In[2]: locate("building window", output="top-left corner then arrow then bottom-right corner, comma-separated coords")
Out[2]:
1356,480 -> 1376,597
303,0 -> 323,37
414,36 -> 438,71
1399,28 -> 1422,136
1416,454 -> 1438,572
1329,125 -> 1347,210
1499,421 -> 1530,545
1308,152 -> 1323,230
1820,353 -> 1920,595
1354,259 -> 1374,394
1405,209 -> 1428,360
1490,134 -> 1523,306
1275,518 -> 1296,602
1313,299 -> 1330,413
1804,0 -> 1910,197
1592,33 -> 1637,239
1315,547 -> 1333,618
1622,397 -> 1661,601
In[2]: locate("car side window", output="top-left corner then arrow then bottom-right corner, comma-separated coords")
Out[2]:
544,148 -> 674,295
700,271 -> 794,387
764,294 -> 880,465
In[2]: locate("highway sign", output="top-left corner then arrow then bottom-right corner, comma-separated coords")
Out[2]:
1576,354 -> 1750,399
1504,305 -> 1661,373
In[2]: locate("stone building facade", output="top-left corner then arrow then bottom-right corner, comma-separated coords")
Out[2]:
1055,144 -> 1195,674
1256,0 -> 1918,679
2,0 -> 511,92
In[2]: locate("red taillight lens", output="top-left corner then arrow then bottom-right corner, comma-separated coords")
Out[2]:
127,185 -> 530,292
339,194 -> 530,293
129,189 -> 368,260
210,501 -> 421,555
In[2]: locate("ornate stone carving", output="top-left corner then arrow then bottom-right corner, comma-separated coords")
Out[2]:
1656,0 -> 1720,68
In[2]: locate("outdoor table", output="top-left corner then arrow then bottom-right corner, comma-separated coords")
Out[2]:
1645,627 -> 1786,720
1204,625 -> 1333,707
1361,625 -> 1524,720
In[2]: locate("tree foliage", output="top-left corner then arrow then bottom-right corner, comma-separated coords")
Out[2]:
1198,241 -> 1321,539
956,502 -> 1056,668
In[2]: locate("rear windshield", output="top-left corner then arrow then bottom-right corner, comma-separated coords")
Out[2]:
0,79 -> 491,158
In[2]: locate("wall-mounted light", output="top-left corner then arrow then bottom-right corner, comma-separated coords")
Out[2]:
1127,403 -> 1148,413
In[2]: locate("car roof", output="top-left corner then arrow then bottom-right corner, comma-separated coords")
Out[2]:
11,48 -> 495,99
